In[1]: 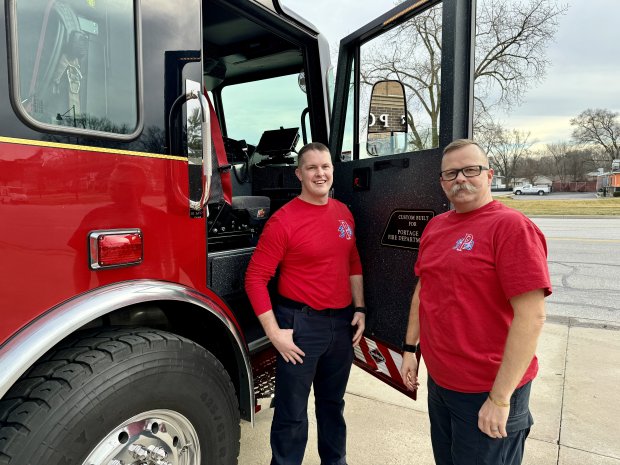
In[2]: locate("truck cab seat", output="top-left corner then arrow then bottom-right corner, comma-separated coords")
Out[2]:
205,91 -> 270,249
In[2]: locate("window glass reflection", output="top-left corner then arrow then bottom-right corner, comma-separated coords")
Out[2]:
359,3 -> 442,157
14,0 -> 138,135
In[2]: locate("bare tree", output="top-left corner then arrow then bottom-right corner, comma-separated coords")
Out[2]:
475,119 -> 504,159
474,0 -> 568,124
360,5 -> 442,149
476,119 -> 535,185
570,109 -> 620,163
488,128 -> 534,187
359,0 -> 567,148
536,154 -> 557,179
564,148 -> 595,182
137,126 -> 166,154
544,141 -> 570,183
517,155 -> 542,183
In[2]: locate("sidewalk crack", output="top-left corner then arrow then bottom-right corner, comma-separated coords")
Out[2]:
559,444 -> 620,462
345,391 -> 426,414
556,319 -> 571,465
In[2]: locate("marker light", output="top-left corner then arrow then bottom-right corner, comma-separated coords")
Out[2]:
89,229 -> 143,269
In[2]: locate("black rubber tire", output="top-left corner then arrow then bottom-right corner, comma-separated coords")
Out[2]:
0,327 -> 240,465
538,190 -> 545,196
514,190 -> 522,195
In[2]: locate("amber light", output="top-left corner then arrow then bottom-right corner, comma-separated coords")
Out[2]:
89,230 -> 143,269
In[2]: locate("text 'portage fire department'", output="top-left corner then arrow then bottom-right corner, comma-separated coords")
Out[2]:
0,0 -> 475,463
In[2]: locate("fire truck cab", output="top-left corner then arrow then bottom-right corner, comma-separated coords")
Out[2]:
0,0 -> 474,463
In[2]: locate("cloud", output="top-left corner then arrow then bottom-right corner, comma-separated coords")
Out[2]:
282,0 -> 620,147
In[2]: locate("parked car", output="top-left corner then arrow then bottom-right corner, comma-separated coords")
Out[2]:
513,184 -> 550,196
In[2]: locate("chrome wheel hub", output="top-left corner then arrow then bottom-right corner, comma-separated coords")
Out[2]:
82,409 -> 200,465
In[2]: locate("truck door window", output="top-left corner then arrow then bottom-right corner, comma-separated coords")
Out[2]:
221,74 -> 308,152
358,2 -> 442,158
9,0 -> 140,138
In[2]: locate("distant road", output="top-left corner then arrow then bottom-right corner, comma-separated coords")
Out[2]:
532,217 -> 620,323
494,192 -> 599,200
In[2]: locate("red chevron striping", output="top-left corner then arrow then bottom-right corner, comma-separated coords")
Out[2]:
358,337 -> 378,371
379,343 -> 402,381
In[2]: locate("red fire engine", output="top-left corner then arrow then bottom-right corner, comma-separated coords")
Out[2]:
0,0 -> 474,463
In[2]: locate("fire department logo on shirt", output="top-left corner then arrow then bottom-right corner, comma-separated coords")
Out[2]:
338,220 -> 353,240
453,233 -> 474,251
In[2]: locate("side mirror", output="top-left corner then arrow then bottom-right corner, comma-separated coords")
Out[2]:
298,71 -> 306,94
367,80 -> 407,156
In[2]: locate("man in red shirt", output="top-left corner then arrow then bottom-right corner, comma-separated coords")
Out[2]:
400,139 -> 551,465
245,142 -> 366,465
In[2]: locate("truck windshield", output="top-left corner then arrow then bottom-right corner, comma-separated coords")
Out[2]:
221,74 -> 308,151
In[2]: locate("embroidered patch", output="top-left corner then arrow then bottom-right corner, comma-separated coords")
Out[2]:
453,233 -> 474,252
338,220 -> 353,240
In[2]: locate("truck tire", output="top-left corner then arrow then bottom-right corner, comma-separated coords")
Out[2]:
538,190 -> 545,196
514,190 -> 522,195
0,327 -> 240,465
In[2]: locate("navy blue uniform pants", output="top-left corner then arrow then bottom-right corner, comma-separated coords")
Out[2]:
427,375 -> 534,465
270,302 -> 354,465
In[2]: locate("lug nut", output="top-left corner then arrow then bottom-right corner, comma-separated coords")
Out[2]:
148,444 -> 167,460
128,444 -> 148,460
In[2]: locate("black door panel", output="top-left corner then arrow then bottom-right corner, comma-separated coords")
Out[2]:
335,150 -> 447,348
329,0 -> 475,398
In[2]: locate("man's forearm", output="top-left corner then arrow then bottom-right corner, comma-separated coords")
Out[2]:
491,289 -> 546,402
350,274 -> 365,308
257,310 -> 280,340
405,281 -> 421,345
400,280 -> 421,390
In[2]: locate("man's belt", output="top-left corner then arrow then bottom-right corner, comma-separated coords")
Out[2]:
277,295 -> 351,317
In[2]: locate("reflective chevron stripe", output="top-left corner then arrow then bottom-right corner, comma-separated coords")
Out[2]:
355,336 -> 403,382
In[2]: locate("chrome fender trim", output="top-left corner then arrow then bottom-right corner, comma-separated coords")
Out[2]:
0,280 -> 254,424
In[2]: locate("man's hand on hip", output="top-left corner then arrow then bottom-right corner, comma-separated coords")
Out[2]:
270,327 -> 305,364
258,310 -> 305,364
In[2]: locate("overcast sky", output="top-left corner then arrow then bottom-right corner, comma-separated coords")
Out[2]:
282,0 -> 620,148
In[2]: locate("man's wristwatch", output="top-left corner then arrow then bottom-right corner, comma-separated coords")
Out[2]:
402,343 -> 419,353
354,306 -> 367,314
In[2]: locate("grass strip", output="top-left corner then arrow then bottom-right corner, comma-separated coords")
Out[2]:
495,197 -> 620,216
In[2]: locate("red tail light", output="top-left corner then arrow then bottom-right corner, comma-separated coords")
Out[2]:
89,229 -> 143,269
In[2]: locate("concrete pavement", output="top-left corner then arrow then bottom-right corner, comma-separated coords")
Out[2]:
239,318 -> 620,464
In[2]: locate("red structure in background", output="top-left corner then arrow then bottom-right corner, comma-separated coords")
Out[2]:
596,173 -> 620,196
552,181 -> 598,192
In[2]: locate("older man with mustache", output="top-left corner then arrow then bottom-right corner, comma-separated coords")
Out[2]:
400,139 -> 552,465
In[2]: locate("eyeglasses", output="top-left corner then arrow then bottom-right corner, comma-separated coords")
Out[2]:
440,165 -> 489,181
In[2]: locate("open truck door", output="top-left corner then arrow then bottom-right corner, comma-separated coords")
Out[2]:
329,0 -> 475,398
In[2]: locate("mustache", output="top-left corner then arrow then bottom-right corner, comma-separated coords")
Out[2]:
449,183 -> 478,196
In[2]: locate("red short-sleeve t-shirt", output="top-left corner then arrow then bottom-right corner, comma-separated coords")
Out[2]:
414,201 -> 551,392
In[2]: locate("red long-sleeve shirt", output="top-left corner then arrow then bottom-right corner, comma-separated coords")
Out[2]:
245,197 -> 362,315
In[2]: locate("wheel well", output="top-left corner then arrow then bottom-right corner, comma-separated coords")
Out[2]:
0,327 -> 240,464
73,300 -> 252,420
